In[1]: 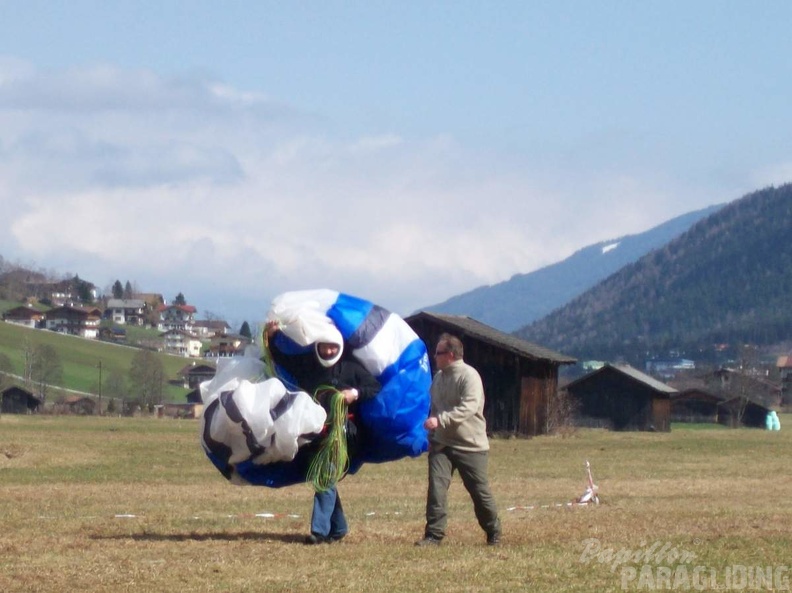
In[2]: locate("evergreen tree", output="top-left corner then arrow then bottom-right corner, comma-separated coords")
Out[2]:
239,321 -> 252,339
173,292 -> 186,305
112,280 -> 124,299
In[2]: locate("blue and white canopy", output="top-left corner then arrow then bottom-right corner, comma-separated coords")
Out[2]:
200,289 -> 431,487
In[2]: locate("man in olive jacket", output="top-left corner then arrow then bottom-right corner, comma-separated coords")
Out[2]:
416,332 -> 501,546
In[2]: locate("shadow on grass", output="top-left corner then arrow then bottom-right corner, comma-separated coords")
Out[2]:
91,531 -> 305,544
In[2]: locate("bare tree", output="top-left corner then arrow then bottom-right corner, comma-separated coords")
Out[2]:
128,350 -> 166,411
0,353 -> 13,393
30,344 -> 63,403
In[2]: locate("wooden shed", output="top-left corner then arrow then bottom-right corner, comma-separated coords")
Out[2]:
565,363 -> 675,431
717,396 -> 773,428
1,386 -> 42,414
405,312 -> 576,436
670,389 -> 725,423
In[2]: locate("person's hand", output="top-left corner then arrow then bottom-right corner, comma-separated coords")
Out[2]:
265,320 -> 279,338
424,416 -> 439,430
342,388 -> 359,404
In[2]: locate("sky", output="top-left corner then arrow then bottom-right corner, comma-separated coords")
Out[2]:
2,2 -> 792,329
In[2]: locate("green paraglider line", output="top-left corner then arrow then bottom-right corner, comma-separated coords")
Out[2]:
306,387 -> 349,493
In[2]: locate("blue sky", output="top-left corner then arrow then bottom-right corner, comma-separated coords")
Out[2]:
2,2 -> 791,327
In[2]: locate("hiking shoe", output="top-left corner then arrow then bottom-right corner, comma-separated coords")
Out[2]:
304,534 -> 330,545
415,536 -> 442,547
487,532 -> 502,546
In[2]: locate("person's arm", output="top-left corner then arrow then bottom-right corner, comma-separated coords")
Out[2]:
337,361 -> 381,404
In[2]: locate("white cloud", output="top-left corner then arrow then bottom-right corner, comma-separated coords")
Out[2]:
0,59 -> 721,322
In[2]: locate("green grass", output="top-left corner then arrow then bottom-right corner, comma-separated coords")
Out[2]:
0,321 -> 193,401
0,415 -> 790,592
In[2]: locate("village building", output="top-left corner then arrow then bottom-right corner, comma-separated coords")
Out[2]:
105,299 -> 147,326
179,363 -> 217,389
405,311 -> 576,436
54,395 -> 97,415
157,304 -> 197,333
205,333 -> 249,358
564,363 -> 675,431
1,385 -> 41,414
160,329 -> 203,358
2,305 -> 45,328
44,305 -> 102,338
192,319 -> 232,339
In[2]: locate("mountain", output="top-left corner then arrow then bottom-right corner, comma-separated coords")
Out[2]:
514,184 -> 792,365
420,203 -> 724,332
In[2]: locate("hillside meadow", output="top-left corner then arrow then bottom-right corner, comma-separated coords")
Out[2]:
0,321 -> 192,401
1,415 -> 790,592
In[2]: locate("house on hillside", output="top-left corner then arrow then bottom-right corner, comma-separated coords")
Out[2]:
179,363 -> 217,389
405,311 -> 576,436
564,363 -> 675,431
160,329 -> 203,358
157,304 -> 197,333
1,386 -> 41,414
44,305 -> 102,338
192,319 -> 232,339
205,333 -> 249,358
105,299 -> 147,326
135,293 -> 165,327
2,305 -> 45,328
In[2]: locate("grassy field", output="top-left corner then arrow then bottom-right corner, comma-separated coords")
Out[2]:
1,415 -> 790,593
0,321 -> 192,401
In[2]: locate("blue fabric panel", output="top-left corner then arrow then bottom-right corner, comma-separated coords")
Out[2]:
357,339 -> 431,463
326,293 -> 373,339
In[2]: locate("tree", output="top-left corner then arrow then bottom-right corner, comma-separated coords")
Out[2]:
239,321 -> 252,339
0,353 -> 13,393
103,369 -> 128,414
112,280 -> 124,299
128,350 -> 165,411
30,344 -> 63,402
123,281 -> 134,299
173,292 -> 186,305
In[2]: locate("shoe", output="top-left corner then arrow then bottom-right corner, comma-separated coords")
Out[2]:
329,533 -> 345,543
415,536 -> 442,547
304,534 -> 330,545
487,532 -> 502,546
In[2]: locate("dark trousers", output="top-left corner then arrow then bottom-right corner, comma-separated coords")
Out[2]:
310,485 -> 348,539
424,447 -> 500,540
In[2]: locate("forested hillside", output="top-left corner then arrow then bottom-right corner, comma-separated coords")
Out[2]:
420,204 -> 722,332
515,184 -> 792,364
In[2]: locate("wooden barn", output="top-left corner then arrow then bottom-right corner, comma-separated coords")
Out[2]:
405,312 -> 576,436
717,396 -> 774,429
565,363 -> 675,431
1,385 -> 42,414
670,389 -> 725,423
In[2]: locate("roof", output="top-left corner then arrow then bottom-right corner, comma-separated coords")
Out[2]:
107,299 -> 146,308
157,304 -> 197,313
567,363 -> 678,394
406,311 -> 576,364
179,363 -> 217,376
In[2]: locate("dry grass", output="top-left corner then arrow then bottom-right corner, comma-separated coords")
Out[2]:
1,415 -> 790,592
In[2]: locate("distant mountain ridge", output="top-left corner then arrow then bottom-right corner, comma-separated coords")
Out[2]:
420,203 -> 724,332
515,184 -> 792,364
